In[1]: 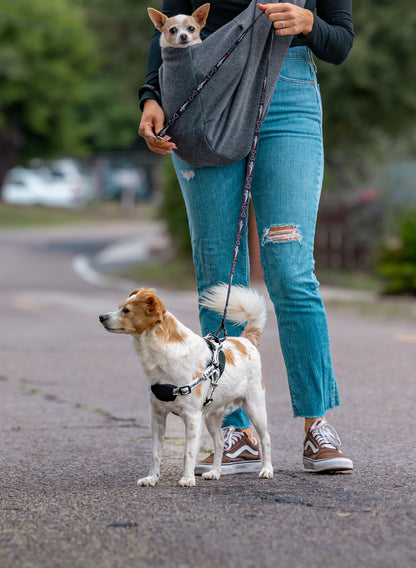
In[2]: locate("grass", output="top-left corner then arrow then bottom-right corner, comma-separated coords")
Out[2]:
119,261 -> 384,295
119,256 -> 197,290
0,201 -> 157,229
316,267 -> 381,292
324,296 -> 416,322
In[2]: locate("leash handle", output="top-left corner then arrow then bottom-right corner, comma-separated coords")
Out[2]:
215,28 -> 274,338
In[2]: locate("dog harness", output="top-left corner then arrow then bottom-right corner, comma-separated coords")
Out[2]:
150,334 -> 226,406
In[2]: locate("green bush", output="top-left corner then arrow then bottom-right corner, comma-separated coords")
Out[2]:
377,210 -> 416,295
158,156 -> 192,257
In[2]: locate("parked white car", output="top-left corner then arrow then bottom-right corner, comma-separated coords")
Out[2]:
2,168 -> 51,206
2,161 -> 91,208
47,159 -> 93,206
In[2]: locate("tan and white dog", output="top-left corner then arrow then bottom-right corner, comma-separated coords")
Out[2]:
148,4 -> 210,48
99,284 -> 273,487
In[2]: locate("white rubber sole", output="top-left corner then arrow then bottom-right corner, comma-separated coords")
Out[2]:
303,456 -> 353,473
195,460 -> 262,476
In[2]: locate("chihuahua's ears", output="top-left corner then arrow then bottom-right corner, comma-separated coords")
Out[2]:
147,7 -> 168,31
192,3 -> 210,28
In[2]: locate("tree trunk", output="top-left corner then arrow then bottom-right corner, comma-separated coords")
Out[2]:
0,126 -> 24,200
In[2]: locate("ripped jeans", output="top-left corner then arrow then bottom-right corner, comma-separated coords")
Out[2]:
172,47 -> 339,423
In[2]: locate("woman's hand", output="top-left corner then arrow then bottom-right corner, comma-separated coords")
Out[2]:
138,99 -> 177,154
257,3 -> 314,37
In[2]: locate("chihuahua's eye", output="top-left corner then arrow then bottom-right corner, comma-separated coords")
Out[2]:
188,26 -> 195,32
169,27 -> 177,34
122,307 -> 130,314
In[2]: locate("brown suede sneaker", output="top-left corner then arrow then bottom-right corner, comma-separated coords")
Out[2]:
195,426 -> 261,475
303,419 -> 353,473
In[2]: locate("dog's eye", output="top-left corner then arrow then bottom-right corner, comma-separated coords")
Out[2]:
169,27 -> 177,34
188,26 -> 195,32
122,307 -> 130,314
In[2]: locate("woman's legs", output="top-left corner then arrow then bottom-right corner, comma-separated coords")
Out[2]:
251,48 -> 339,419
173,48 -> 349,471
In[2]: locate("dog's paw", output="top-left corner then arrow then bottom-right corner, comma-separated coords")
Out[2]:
178,476 -> 196,487
259,467 -> 274,479
137,475 -> 159,487
202,469 -> 221,480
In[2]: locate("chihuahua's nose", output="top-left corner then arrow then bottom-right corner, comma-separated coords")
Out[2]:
99,314 -> 109,324
180,33 -> 188,41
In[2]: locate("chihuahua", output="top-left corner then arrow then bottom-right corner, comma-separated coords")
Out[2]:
148,3 -> 210,48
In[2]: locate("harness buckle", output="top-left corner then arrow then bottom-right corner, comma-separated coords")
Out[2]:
178,385 -> 192,396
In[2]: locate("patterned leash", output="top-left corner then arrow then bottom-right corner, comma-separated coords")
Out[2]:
216,27 -> 274,338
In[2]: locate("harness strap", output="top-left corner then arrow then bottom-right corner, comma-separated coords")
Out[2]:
150,334 -> 225,404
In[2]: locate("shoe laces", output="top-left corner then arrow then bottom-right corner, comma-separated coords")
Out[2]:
222,426 -> 257,451
310,419 -> 341,450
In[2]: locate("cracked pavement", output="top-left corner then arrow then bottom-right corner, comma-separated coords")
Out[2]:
1,222 -> 416,568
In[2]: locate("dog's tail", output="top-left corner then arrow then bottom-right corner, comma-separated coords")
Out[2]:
200,284 -> 267,347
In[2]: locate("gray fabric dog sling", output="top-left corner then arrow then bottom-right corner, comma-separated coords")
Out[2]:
158,0 -> 306,167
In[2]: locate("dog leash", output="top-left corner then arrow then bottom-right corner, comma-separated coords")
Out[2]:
216,28 -> 274,338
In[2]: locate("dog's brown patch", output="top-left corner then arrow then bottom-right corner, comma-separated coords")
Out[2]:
155,314 -> 186,343
191,364 -> 205,398
228,338 -> 248,357
224,348 -> 236,366
193,383 -> 203,398
242,325 -> 261,347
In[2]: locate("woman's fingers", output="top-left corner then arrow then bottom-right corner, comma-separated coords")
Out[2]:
139,99 -> 177,154
257,3 -> 313,36
139,123 -> 176,154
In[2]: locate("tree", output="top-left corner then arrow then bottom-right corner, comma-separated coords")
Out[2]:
0,0 -> 96,197
318,0 -> 416,187
79,0 -> 155,151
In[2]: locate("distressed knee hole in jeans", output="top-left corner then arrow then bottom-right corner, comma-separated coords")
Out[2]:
262,225 -> 302,245
181,170 -> 195,181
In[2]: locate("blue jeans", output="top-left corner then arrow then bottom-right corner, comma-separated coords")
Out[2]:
172,47 -> 339,424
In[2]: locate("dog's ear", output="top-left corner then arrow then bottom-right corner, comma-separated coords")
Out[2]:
192,3 -> 210,28
128,289 -> 140,298
147,7 -> 168,31
141,290 -> 165,317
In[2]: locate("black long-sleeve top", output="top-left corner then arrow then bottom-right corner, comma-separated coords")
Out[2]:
139,0 -> 354,109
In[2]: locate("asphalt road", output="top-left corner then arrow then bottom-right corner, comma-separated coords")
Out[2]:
1,222 -> 415,568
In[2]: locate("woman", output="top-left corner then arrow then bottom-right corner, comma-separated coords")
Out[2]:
139,1 -> 354,474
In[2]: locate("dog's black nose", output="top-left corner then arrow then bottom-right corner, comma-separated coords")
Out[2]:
180,33 -> 188,41
99,314 -> 108,323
